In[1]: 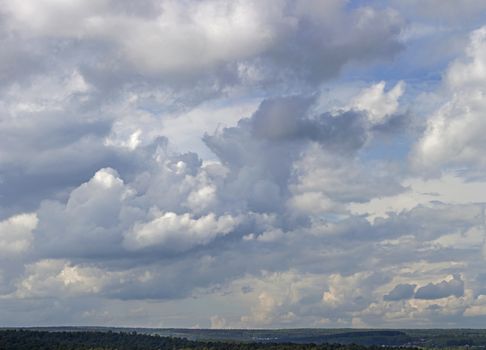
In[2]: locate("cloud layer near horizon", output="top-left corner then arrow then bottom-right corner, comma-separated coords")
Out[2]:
2,0 -> 486,328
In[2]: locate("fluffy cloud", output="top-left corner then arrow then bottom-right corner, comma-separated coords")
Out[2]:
14,259 -> 108,298
124,212 -> 239,251
0,213 -> 38,255
2,0 -> 404,85
352,81 -> 405,124
413,26 -> 486,172
33,168 -> 132,258
0,0 -> 405,220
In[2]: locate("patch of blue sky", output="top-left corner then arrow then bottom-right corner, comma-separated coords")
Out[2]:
360,132 -> 412,163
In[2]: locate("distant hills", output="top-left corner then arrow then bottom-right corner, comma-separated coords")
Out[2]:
5,327 -> 486,348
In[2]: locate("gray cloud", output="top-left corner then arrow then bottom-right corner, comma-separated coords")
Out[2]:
384,283 -> 417,301
0,0 -> 405,219
1,0 -> 404,92
250,96 -> 369,153
415,275 -> 464,300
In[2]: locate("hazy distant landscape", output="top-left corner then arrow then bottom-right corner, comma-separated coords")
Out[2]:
3,328 -> 486,349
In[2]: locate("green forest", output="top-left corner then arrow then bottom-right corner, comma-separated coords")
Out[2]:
3,329 -> 486,350
0,330 -> 420,350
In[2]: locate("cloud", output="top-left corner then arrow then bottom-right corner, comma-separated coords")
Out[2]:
413,26 -> 486,172
414,274 -> 464,300
349,173 -> 486,220
246,95 -> 372,153
210,315 -> 228,329
0,1 -> 405,220
0,213 -> 38,255
33,168 -> 133,259
2,0 -> 404,86
13,259 -> 108,298
201,94 -> 404,220
351,81 -> 405,124
384,283 -> 416,301
124,212 -> 239,251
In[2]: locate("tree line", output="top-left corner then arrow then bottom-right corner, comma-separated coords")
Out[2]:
0,330 -> 422,350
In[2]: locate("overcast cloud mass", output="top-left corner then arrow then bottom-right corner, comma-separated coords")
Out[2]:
2,0 -> 486,328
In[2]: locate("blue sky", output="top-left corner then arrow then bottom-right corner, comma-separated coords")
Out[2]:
2,0 -> 486,328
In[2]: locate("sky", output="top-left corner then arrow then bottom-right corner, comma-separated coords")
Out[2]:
2,0 -> 486,329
